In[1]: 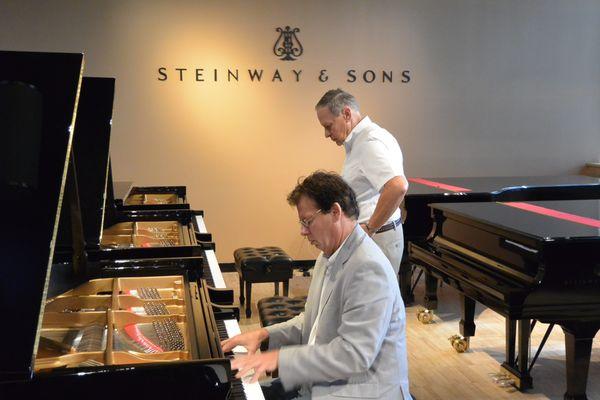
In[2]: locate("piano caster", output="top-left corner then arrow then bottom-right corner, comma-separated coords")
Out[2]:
448,334 -> 469,353
416,308 -> 434,324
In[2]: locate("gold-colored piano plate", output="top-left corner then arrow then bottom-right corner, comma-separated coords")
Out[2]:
117,296 -> 185,314
124,193 -> 179,206
45,295 -> 111,313
34,275 -> 190,371
57,278 -> 114,297
101,221 -> 182,249
117,275 -> 184,299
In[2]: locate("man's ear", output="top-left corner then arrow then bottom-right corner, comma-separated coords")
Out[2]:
331,202 -> 343,219
342,106 -> 352,121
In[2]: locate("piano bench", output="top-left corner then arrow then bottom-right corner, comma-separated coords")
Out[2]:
258,296 -> 306,351
233,246 -> 294,318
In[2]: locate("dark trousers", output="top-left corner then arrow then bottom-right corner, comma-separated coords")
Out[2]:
260,378 -> 300,400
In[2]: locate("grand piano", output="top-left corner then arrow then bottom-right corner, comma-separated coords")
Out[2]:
55,75 -> 208,263
400,176 -> 600,307
0,50 -> 265,400
409,199 -> 600,399
114,178 -> 189,211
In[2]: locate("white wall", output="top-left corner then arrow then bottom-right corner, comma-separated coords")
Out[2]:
2,0 -> 599,262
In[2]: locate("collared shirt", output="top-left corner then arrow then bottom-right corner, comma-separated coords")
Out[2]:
307,231 -> 352,345
342,116 -> 405,224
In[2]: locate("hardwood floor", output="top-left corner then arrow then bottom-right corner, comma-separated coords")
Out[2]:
224,271 -> 600,400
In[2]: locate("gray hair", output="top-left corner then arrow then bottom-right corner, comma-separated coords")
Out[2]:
315,88 -> 360,116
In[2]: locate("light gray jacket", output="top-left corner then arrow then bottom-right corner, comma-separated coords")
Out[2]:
265,225 -> 411,399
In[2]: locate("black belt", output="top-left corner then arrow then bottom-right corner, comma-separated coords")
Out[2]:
375,218 -> 402,234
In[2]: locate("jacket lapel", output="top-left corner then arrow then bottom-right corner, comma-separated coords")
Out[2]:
316,225 -> 366,316
304,254 -> 327,336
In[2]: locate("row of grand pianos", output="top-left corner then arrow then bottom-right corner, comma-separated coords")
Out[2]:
0,50 -> 598,400
0,50 -> 264,399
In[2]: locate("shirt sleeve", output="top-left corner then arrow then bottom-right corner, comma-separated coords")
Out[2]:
359,137 -> 405,192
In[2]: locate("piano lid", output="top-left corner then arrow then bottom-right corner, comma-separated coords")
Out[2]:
431,199 -> 600,242
408,175 -> 600,198
70,77 -> 115,248
0,50 -> 84,380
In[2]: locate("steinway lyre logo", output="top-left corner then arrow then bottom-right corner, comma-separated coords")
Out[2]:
273,26 -> 303,61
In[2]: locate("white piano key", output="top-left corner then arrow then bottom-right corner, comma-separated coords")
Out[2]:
224,319 -> 266,400
224,319 -> 242,336
206,250 -> 226,289
224,319 -> 246,353
195,215 -> 226,288
195,215 -> 208,233
243,379 -> 266,400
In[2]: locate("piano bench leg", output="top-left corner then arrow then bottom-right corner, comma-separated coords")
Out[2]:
245,281 -> 253,318
274,282 -> 279,296
238,276 -> 245,305
283,280 -> 289,297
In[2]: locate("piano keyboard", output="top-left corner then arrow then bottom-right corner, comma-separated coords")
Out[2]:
196,215 -> 265,400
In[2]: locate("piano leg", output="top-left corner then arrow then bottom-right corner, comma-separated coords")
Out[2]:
449,295 -> 476,352
424,272 -> 438,310
399,251 -> 414,304
501,318 -> 533,390
459,295 -> 476,337
561,322 -> 600,400
505,318 -> 517,367
517,319 -> 532,388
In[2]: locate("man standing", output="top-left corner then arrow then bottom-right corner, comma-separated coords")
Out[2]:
222,171 -> 411,400
315,89 -> 408,275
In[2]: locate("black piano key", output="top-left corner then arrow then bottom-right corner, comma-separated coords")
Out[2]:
215,319 -> 248,400
201,255 -> 216,287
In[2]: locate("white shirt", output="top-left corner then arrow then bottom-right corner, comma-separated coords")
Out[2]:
342,116 -> 405,224
307,232 -> 351,345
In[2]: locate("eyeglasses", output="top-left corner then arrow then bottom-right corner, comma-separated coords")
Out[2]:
299,209 -> 322,228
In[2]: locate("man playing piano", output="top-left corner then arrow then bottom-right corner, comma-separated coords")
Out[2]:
315,89 -> 408,275
222,171 -> 411,400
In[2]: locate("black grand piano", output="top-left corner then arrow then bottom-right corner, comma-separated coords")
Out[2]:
401,176 -> 600,307
409,199 -> 600,399
55,75 -> 210,264
113,177 -> 189,212
0,50 -> 237,399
